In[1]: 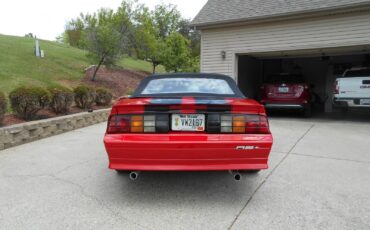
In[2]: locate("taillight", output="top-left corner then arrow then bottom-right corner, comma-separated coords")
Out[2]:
245,115 -> 270,134
294,85 -> 304,96
209,114 -> 270,134
108,114 -> 270,134
107,115 -> 168,134
334,80 -> 339,94
107,115 -> 130,133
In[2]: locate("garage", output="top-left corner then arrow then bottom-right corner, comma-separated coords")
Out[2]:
192,0 -> 370,115
237,47 -> 370,113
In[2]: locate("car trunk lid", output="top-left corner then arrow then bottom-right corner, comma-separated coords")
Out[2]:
263,83 -> 306,99
112,97 -> 264,114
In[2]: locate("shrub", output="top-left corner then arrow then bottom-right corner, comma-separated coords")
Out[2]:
95,87 -> 113,106
73,85 -> 96,109
48,86 -> 74,114
126,88 -> 135,95
0,91 -> 8,124
9,86 -> 51,120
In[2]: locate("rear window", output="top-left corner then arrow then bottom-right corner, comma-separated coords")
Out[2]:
266,74 -> 304,83
344,69 -> 370,77
140,78 -> 235,95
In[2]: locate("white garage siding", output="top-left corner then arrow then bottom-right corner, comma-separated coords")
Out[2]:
200,11 -> 370,80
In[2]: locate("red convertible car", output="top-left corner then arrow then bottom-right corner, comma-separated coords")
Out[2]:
104,73 -> 273,180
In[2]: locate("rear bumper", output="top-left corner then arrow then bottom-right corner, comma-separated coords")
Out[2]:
104,133 -> 273,171
261,98 -> 309,110
264,103 -> 304,110
333,98 -> 370,108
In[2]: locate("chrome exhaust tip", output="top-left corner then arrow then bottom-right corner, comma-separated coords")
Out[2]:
129,171 -> 140,181
229,170 -> 242,181
234,173 -> 241,181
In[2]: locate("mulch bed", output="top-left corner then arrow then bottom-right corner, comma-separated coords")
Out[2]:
83,67 -> 150,97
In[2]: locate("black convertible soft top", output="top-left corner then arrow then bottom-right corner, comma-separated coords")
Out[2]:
132,73 -> 245,98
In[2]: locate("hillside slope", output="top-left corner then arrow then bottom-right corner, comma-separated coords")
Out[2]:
0,34 -> 162,94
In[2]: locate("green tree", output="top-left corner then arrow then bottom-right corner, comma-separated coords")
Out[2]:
85,9 -> 125,81
178,19 -> 201,57
135,30 -> 165,74
134,7 -> 163,73
67,1 -> 136,81
162,32 -> 191,72
153,4 -> 181,38
133,3 -> 182,73
65,17 -> 86,48
182,56 -> 200,73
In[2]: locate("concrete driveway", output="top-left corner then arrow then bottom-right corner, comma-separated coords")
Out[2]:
1,117 -> 370,230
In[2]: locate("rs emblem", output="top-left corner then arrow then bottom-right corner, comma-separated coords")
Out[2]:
236,146 -> 259,150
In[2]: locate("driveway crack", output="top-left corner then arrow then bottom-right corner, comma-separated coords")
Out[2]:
227,124 -> 315,230
291,152 -> 370,165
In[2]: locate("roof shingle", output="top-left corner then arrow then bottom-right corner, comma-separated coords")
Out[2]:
192,0 -> 370,26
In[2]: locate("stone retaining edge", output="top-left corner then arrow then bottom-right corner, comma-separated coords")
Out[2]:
0,108 -> 111,150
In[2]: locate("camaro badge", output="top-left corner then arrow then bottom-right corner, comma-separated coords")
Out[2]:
236,146 -> 259,150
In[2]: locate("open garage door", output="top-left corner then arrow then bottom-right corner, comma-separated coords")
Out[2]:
237,46 -> 370,113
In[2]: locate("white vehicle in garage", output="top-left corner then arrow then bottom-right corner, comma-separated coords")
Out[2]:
333,68 -> 370,108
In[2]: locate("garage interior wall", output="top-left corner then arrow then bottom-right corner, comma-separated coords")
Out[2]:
237,56 -> 261,99
237,54 -> 370,112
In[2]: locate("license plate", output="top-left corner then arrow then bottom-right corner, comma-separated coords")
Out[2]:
172,114 -> 205,131
278,87 -> 289,93
360,99 -> 370,105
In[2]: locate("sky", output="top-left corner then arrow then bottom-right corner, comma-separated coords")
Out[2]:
0,0 -> 207,40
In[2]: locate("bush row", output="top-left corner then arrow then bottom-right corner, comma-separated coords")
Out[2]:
0,91 -> 7,124
0,85 -> 112,122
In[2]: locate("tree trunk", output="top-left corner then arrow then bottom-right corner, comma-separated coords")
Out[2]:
152,63 -> 157,74
152,61 -> 160,74
152,63 -> 156,74
91,56 -> 105,81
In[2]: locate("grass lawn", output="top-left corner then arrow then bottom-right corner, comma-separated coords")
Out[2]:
0,34 -> 91,94
119,56 -> 165,74
0,34 -> 163,95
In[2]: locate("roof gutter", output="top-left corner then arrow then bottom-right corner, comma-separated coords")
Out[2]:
191,2 -> 370,29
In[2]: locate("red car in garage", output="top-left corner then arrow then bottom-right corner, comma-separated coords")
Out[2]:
260,73 -> 312,117
104,73 -> 273,180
